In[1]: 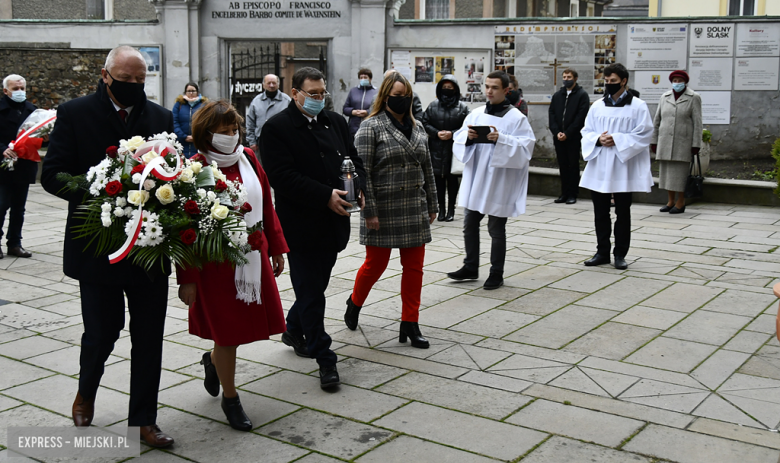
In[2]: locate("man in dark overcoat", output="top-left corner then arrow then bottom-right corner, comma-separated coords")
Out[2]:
41,46 -> 175,448
0,74 -> 40,259
260,67 -> 366,389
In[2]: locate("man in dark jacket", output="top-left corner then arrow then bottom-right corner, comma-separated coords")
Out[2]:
421,74 -> 469,221
342,68 -> 377,137
261,67 -> 366,390
548,68 -> 590,204
41,46 -> 175,448
0,74 -> 39,259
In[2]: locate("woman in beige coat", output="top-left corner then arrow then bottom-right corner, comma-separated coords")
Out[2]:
651,70 -> 702,214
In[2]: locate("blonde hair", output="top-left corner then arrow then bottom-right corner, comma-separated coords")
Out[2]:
368,70 -> 415,123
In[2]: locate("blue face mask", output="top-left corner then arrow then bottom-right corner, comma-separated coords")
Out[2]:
359,79 -> 370,87
672,82 -> 686,92
10,90 -> 26,103
301,94 -> 325,116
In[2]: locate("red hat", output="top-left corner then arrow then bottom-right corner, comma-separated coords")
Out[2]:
669,70 -> 689,83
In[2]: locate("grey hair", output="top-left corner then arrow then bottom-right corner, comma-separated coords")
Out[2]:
3,74 -> 25,89
104,46 -> 145,73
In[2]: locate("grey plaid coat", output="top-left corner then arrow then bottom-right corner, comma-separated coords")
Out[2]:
355,112 -> 438,248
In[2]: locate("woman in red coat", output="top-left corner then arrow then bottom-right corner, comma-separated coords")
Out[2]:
177,100 -> 288,431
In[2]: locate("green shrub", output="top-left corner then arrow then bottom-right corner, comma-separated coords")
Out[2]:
772,138 -> 780,197
702,129 -> 712,144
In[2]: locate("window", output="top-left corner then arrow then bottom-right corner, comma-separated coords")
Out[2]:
423,0 -> 449,19
570,0 -> 579,17
729,0 -> 755,15
86,0 -> 105,19
586,2 -> 595,17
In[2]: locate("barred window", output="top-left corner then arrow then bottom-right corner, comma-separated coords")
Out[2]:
424,0 -> 449,19
729,0 -> 755,15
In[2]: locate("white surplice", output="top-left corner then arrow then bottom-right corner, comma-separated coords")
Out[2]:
453,106 -> 536,218
579,97 -> 654,193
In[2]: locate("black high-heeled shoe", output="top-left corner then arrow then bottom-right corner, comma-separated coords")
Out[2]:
669,205 -> 686,214
444,208 -> 455,222
399,321 -> 430,349
660,204 -> 674,212
344,294 -> 362,331
221,393 -> 252,431
200,352 -> 220,397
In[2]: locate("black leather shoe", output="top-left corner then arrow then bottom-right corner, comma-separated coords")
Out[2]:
221,394 -> 252,431
483,272 -> 504,290
660,204 -> 674,212
566,197 -> 577,204
669,206 -> 686,214
554,195 -> 567,203
399,321 -> 430,349
614,256 -> 628,270
200,352 -> 220,397
584,254 -> 611,266
319,365 -> 340,389
437,211 -> 446,221
281,331 -> 310,358
344,294 -> 362,331
447,266 -> 478,281
7,247 -> 31,258
445,208 -> 455,222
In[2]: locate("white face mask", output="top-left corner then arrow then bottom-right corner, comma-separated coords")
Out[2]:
210,132 -> 239,154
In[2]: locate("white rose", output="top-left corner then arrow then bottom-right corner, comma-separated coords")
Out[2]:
207,191 -> 217,202
143,179 -> 156,191
101,217 -> 112,227
141,149 -> 159,165
127,190 -> 149,206
179,168 -> 194,183
155,184 -> 176,205
190,162 -> 202,174
197,188 -> 206,198
113,207 -> 125,217
122,136 -> 145,152
132,173 -> 142,184
211,203 -> 229,221
214,170 -> 226,182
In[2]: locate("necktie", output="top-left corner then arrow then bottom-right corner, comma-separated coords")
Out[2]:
118,109 -> 128,123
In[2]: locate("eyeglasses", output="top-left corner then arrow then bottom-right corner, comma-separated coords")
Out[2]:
185,90 -> 198,94
296,89 -> 330,100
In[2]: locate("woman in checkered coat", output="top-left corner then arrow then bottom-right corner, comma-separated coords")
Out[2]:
343,71 -> 438,348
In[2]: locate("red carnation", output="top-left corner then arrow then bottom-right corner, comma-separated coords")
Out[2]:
183,200 -> 200,215
105,181 -> 123,197
106,146 -> 119,158
179,228 -> 197,245
240,202 -> 252,214
215,180 -> 228,193
248,230 -> 263,251
130,164 -> 144,175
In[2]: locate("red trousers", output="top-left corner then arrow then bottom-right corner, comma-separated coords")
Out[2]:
352,245 -> 425,322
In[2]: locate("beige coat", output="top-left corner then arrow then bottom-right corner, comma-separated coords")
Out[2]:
652,86 -> 703,162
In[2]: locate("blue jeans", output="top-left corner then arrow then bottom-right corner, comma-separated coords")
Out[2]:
463,208 -> 507,275
0,182 -> 29,249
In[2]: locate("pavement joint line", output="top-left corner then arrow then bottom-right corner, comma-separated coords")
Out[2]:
512,433 -> 552,462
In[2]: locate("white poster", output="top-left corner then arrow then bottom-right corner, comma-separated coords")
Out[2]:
634,71 -> 673,103
391,50 -> 411,64
690,23 -> 735,57
734,57 -> 780,90
736,23 -> 780,57
627,24 -> 689,70
699,91 -> 731,124
689,58 -> 733,91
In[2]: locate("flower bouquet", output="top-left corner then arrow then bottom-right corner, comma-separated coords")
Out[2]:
1,109 -> 57,171
56,132 -> 260,271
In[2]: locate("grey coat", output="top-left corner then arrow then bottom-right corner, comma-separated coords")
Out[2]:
246,91 -> 291,145
652,87 -> 703,162
355,112 -> 438,248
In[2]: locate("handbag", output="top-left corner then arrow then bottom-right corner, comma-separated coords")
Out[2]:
684,153 -> 704,199
450,152 -> 464,176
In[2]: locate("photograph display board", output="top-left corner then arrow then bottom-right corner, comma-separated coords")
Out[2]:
699,91 -> 732,124
690,23 -> 735,57
736,23 -> 780,57
626,24 -> 688,70
689,58 -> 734,91
138,46 -> 163,104
734,57 -> 780,90
494,24 -> 617,103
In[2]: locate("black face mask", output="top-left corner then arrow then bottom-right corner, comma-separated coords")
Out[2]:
106,70 -> 145,107
507,90 -> 520,105
441,88 -> 457,97
605,82 -> 623,98
387,95 -> 412,115
563,79 -> 575,88
265,89 -> 278,99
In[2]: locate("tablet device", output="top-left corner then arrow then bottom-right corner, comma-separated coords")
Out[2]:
471,126 -> 493,144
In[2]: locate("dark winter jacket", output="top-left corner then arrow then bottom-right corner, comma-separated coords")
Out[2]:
0,95 -> 38,184
172,95 -> 207,158
342,85 -> 378,136
420,75 -> 469,176
548,83 -> 590,142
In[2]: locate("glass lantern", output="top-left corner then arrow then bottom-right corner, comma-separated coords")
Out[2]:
340,155 -> 361,213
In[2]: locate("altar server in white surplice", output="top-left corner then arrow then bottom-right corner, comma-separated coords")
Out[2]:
580,63 -> 653,271
447,71 -> 535,291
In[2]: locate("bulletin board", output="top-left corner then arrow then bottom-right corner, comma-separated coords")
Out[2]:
388,48 -> 492,111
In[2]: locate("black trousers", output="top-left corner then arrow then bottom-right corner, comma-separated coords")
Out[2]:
78,272 -> 168,426
554,139 -> 582,199
434,174 -> 460,212
286,249 -> 338,368
0,181 -> 30,248
463,208 -> 507,274
591,191 -> 632,258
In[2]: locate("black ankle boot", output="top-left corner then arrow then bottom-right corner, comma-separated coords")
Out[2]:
399,321 -> 430,349
221,394 -> 252,431
437,203 -> 446,221
200,352 -> 220,397
344,294 -> 362,331
445,207 -> 455,222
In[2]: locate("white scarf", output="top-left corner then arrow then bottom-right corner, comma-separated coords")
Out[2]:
200,145 -> 264,304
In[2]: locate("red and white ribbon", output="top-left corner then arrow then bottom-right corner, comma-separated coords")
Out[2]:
9,115 -> 57,150
108,140 -> 182,264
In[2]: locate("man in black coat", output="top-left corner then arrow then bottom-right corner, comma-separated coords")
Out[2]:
41,46 -> 175,448
260,67 -> 366,390
548,68 -> 590,205
0,74 -> 40,259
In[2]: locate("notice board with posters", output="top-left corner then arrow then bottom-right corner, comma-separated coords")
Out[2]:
493,24 -> 617,103
138,46 -> 163,105
388,48 -> 492,111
